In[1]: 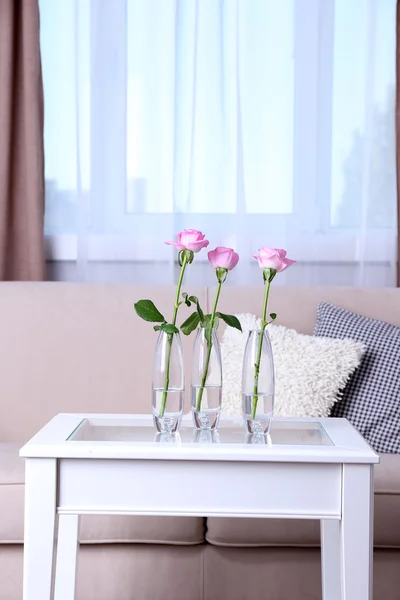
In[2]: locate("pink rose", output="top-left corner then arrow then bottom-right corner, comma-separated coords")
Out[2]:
208,247 -> 239,270
253,246 -> 295,272
165,229 -> 209,253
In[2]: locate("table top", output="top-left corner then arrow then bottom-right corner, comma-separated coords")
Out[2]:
19,413 -> 379,464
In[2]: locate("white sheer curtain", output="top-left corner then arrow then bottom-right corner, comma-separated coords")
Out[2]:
40,0 -> 398,286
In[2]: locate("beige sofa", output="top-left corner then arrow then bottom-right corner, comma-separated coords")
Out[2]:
0,283 -> 399,600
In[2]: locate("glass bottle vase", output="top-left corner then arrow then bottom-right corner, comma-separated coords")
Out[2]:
242,329 -> 275,435
191,327 -> 222,430
152,330 -> 184,433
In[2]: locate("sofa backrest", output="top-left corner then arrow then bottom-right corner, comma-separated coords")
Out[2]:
214,286 -> 400,334
0,283 -> 206,442
1,283 -> 399,442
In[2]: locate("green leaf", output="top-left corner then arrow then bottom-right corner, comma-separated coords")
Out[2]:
181,292 -> 192,307
212,316 -> 220,330
160,323 -> 179,335
188,296 -> 204,322
202,314 -> 220,344
153,325 -> 162,331
202,314 -> 211,326
269,313 -> 277,321
202,314 -> 219,329
134,299 -> 166,323
180,312 -> 200,336
203,316 -> 212,345
216,312 -> 242,331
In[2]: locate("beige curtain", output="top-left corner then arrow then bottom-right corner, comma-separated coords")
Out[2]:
397,1 -> 400,285
0,0 -> 45,280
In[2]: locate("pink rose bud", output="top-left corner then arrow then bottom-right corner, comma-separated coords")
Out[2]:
165,229 -> 209,253
208,247 -> 239,271
253,246 -> 295,272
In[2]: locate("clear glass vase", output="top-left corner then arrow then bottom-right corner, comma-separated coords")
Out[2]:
191,327 -> 222,430
152,330 -> 184,433
242,329 -> 275,435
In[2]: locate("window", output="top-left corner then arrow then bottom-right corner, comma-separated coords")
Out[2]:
39,0 -> 397,285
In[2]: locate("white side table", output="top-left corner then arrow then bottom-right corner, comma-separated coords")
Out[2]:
20,414 -> 378,600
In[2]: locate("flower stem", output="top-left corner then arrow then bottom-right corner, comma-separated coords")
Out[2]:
195,280 -> 222,412
251,278 -> 271,419
159,254 -> 188,418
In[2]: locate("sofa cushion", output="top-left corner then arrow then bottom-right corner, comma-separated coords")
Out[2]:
314,302 -> 400,453
206,454 -> 400,548
0,444 -> 205,545
221,313 -> 364,418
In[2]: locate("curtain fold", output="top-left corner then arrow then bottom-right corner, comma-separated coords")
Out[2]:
0,0 -> 45,280
397,0 -> 400,285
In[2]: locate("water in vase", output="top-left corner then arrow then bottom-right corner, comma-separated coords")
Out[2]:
242,393 -> 274,435
191,385 -> 222,430
152,388 -> 184,433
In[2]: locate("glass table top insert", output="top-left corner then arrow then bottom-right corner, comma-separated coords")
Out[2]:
67,418 -> 333,447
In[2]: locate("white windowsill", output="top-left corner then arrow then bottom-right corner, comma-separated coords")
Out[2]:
45,232 -> 397,264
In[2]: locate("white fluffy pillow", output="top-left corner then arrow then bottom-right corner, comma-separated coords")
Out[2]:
221,313 -> 365,418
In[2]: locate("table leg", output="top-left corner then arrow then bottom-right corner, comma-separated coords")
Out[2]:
23,458 -> 58,600
54,515 -> 81,600
339,464 -> 374,599
321,519 -> 341,600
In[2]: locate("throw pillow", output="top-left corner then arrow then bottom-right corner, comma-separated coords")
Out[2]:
314,302 -> 400,453
221,313 -> 364,419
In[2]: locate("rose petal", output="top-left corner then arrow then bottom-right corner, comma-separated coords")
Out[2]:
258,246 -> 278,258
208,247 -> 239,270
180,229 -> 206,246
278,258 -> 296,271
165,241 -> 186,250
186,239 -> 210,252
274,248 -> 287,259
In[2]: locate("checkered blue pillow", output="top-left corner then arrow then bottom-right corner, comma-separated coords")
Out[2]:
314,302 -> 400,454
